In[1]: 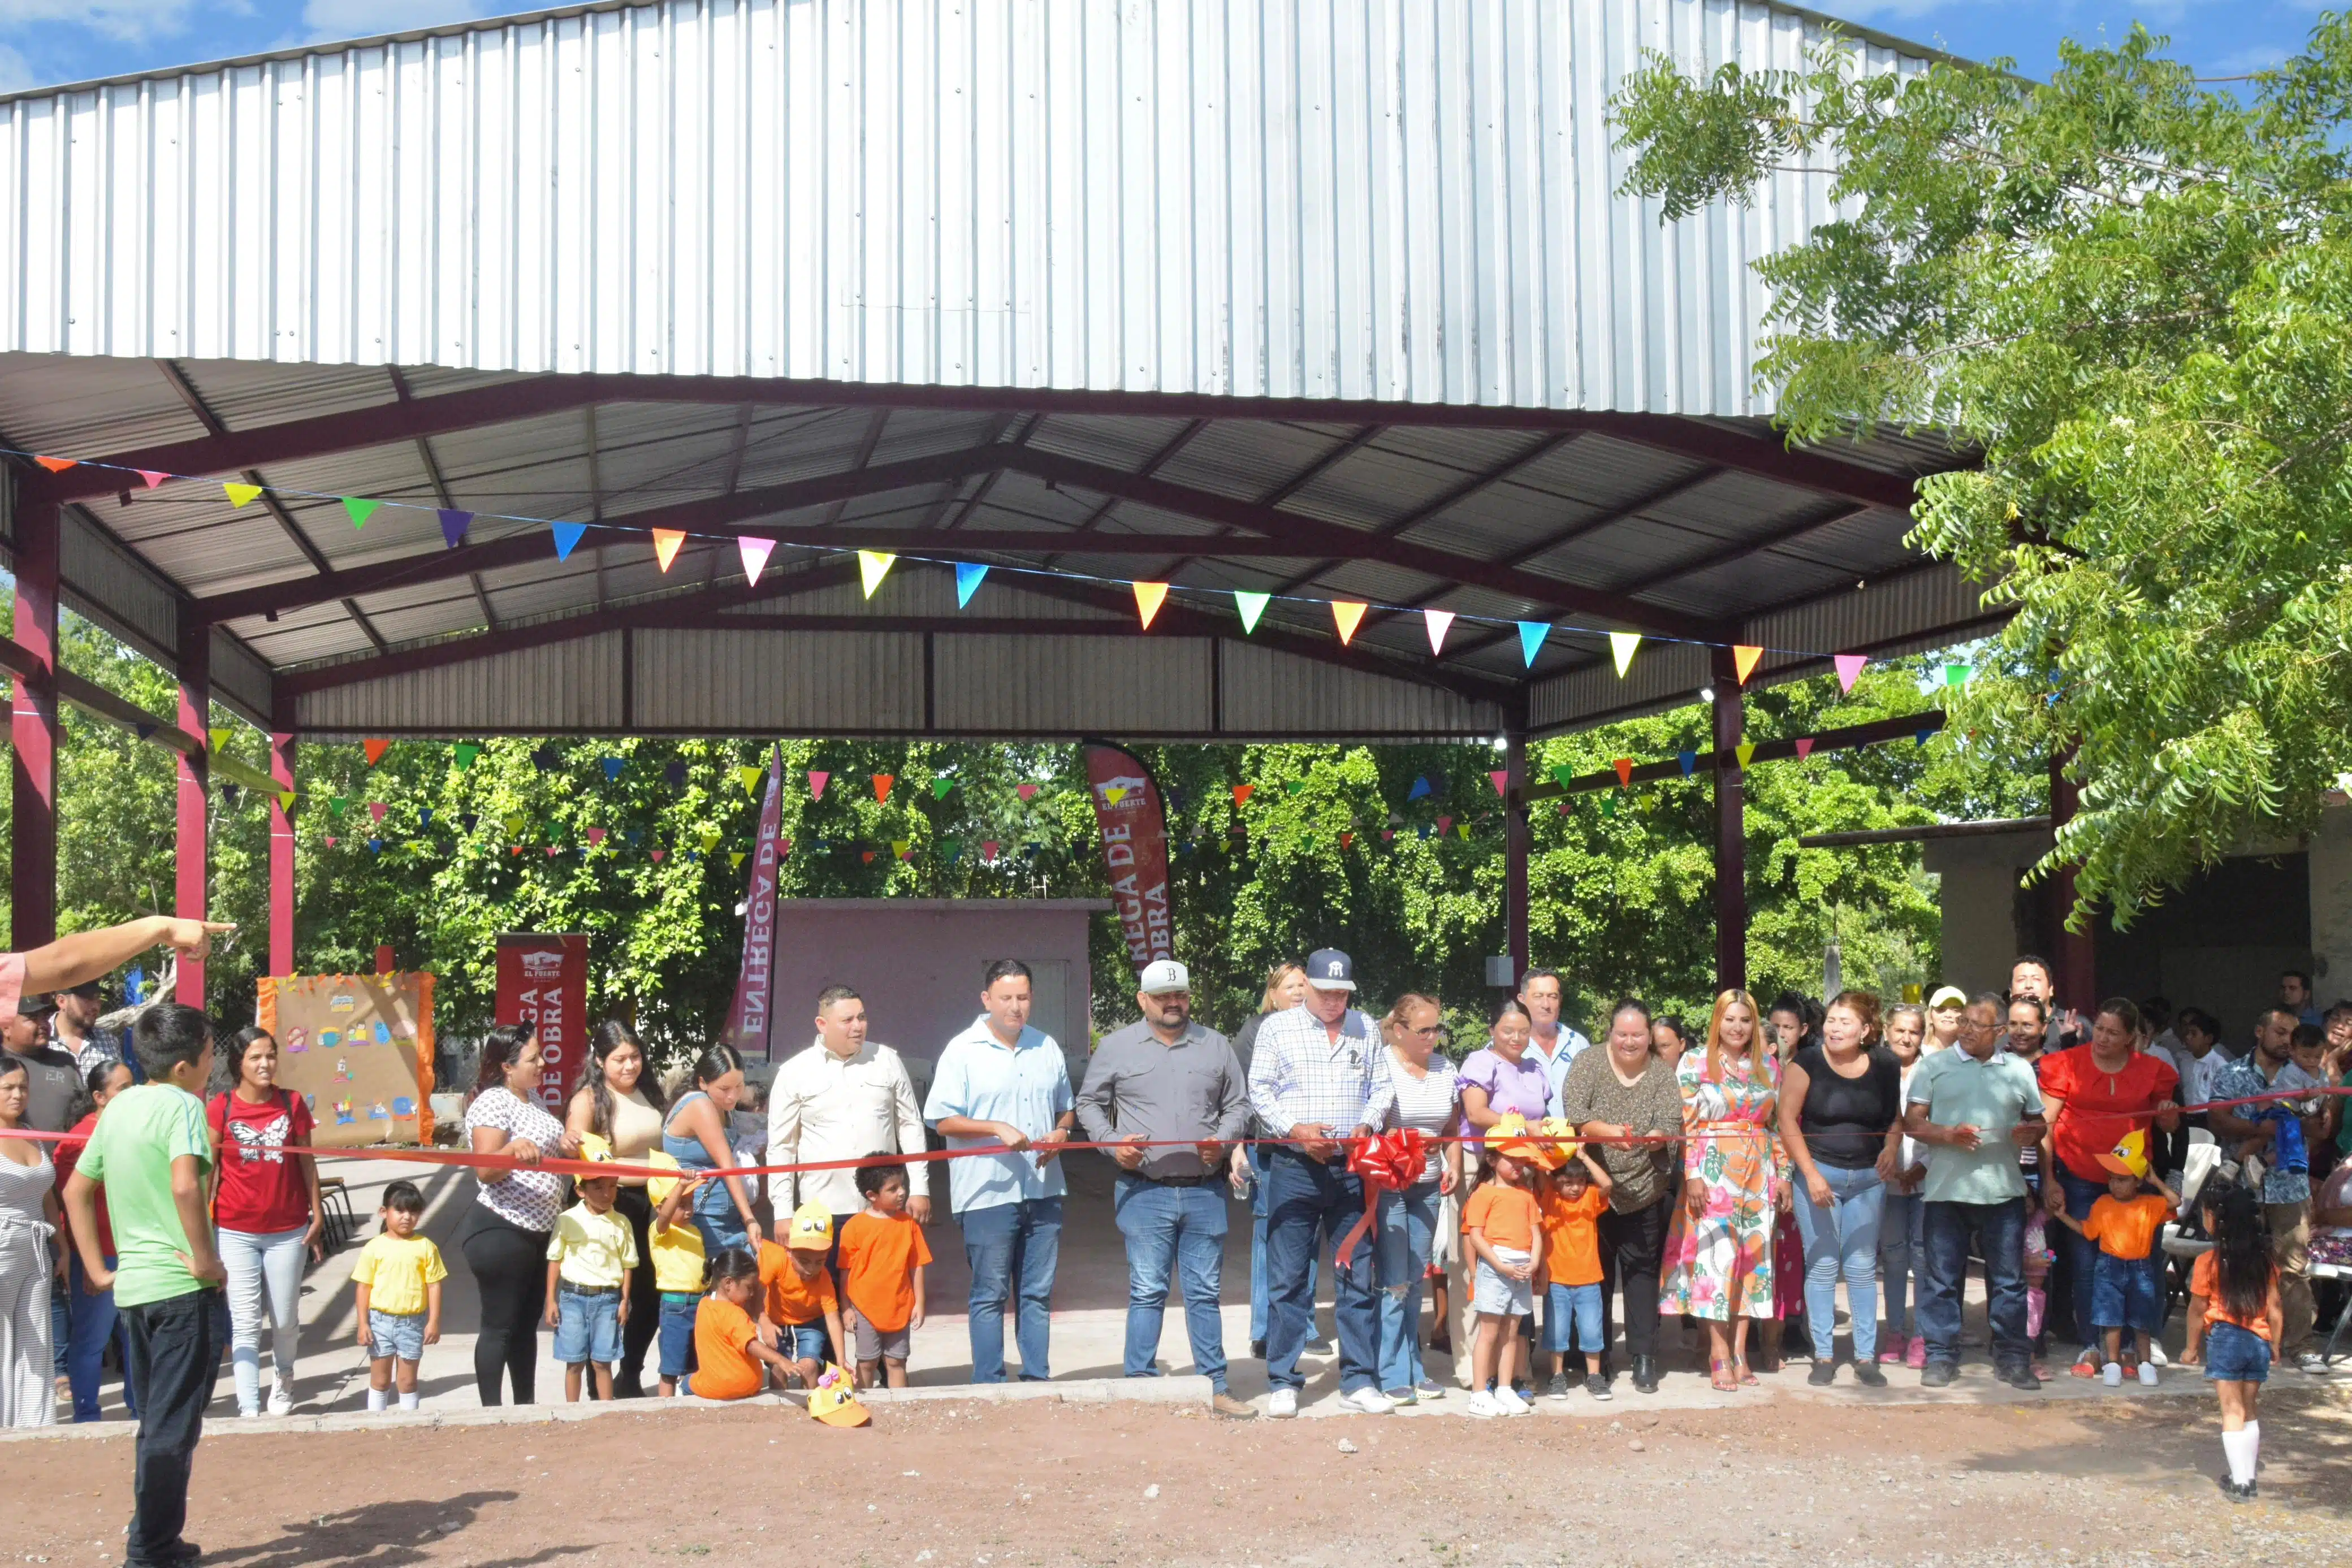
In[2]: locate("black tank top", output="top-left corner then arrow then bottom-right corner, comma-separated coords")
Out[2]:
1791,1043 -> 1903,1169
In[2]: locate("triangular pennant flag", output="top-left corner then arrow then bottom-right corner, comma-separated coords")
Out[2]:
730,851 -> 746,869
872,774 -> 894,804
664,761 -> 687,788
1416,824 -> 1432,841
33,455 -> 76,474
362,739 -> 390,766
325,836 -> 338,848
509,845 -> 524,857
505,812 -> 528,836
277,789 -> 296,809
1602,794 -> 1617,817
982,841 -> 1000,863
1611,758 -> 1634,786
135,723 -> 156,742
932,776 -> 956,799
439,509 -> 472,549
1609,631 -> 1642,677
366,838 -> 383,855
207,727 -> 230,753
588,828 -> 608,846
892,839 -> 912,860
857,551 -> 896,597
1944,663 -> 1970,687
341,497 -> 381,530
367,802 -> 387,823
224,482 -> 263,508
1733,645 -> 1763,685
600,757 -> 625,782
651,529 -> 687,572
1437,816 -> 1453,835
651,848 -> 666,862
547,846 -> 562,858
738,536 -> 776,586
1516,621 -> 1550,668
221,783 -> 242,808
1284,780 -> 1305,796
329,796 -> 349,817
1915,728 -> 1933,747
1549,765 -> 1575,790
1382,828 -> 1395,841
1232,785 -> 1256,807
1132,582 -> 1169,630
954,561 -> 989,607
1488,770 -> 1508,798
1677,751 -> 1697,777
943,838 -> 963,865
1456,823 -> 1471,841
733,765 -> 761,798
1015,783 -> 1039,802
551,521 -> 588,560
137,470 -> 168,489
1735,742 -> 1756,769
1233,591 -> 1270,634
1341,831 -> 1355,850
699,829 -> 721,854
1424,609 -> 1455,655
626,828 -> 643,844
1407,776 -> 1432,802
1795,738 -> 1815,760
808,770 -> 830,802
1331,601 -> 1368,645
861,850 -> 875,864
453,742 -> 481,770
531,745 -> 561,771
1833,653 -> 1867,694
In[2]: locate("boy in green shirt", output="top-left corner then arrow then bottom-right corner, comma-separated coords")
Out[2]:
63,1003 -> 223,1568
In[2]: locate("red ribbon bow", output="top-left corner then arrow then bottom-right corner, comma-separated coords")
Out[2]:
1334,1129 -> 1428,1269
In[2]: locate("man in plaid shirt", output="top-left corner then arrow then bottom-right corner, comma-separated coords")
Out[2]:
1247,947 -> 1387,1418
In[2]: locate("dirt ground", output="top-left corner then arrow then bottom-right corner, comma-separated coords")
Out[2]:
7,1390 -> 2352,1568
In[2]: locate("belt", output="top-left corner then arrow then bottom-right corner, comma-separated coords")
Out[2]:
558,1281 -> 620,1297
1129,1172 -> 1212,1187
1273,1144 -> 1347,1167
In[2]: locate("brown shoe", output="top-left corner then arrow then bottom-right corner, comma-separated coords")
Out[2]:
1211,1392 -> 1259,1420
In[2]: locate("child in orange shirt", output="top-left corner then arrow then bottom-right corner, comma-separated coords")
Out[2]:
1463,1134 -> 1545,1419
2184,1183 -> 2284,1502
756,1202 -> 851,1389
1537,1147 -> 1613,1402
2052,1136 -> 2176,1387
837,1161 -> 931,1389
686,1248 -> 802,1401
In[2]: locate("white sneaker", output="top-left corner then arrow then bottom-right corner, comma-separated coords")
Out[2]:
1493,1386 -> 1532,1417
2146,1341 -> 2170,1367
1340,1387 -> 1395,1415
2137,1362 -> 2159,1387
2101,1362 -> 2124,1388
267,1388 -> 294,1417
1266,1388 -> 1299,1419
1464,1390 -> 1502,1419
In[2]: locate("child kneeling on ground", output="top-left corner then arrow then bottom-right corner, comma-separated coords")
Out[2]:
759,1202 -> 851,1389
351,1180 -> 445,1411
838,1160 -> 930,1389
687,1248 -> 805,1399
544,1134 -> 638,1402
645,1153 -> 707,1397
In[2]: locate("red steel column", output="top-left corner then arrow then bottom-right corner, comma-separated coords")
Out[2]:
269,730 -> 297,977
175,622 -> 210,1005
1504,716 -> 1532,982
1712,646 -> 1748,995
9,496 -> 60,950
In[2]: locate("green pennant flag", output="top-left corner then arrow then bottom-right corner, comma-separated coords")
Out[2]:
1601,794 -> 1618,817
1549,764 -> 1576,790
1944,663 -> 1971,687
328,796 -> 348,817
1284,780 -> 1305,796
932,776 -> 956,799
341,497 -> 382,530
453,742 -> 481,770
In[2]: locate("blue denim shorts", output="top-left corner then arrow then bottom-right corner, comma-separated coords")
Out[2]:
2204,1322 -> 2271,1384
366,1309 -> 426,1363
554,1286 -> 622,1366
658,1292 -> 699,1379
2089,1250 -> 2164,1333
1542,1283 -> 1604,1353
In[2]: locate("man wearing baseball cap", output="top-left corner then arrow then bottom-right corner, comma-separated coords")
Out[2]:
1077,958 -> 1254,1419
1247,947 -> 1386,1417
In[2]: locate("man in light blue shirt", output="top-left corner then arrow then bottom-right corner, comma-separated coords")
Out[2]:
1519,967 -> 1591,1107
925,959 -> 1075,1383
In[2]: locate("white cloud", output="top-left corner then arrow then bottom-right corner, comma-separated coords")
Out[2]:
0,43 -> 37,92
0,0 -> 236,45
300,0 -> 491,41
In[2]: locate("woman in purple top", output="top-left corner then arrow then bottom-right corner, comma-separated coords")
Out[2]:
1458,999 -> 1552,1159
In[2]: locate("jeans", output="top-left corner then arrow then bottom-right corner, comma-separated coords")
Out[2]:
461,1209 -> 550,1405
658,1293 -> 698,1379
1544,1283 -> 1604,1354
47,1237 -> 69,1379
1794,1164 -> 1886,1362
1263,1149 -> 1380,1394
691,1211 -> 750,1261
2089,1251 -> 2164,1337
2054,1167 -> 2109,1353
1918,1197 -> 2029,1368
1878,1190 -> 1924,1338
66,1251 -> 136,1422
553,1286 -> 622,1365
1250,1145 -> 1325,1348
961,1196 -> 1062,1383
218,1224 -> 307,1414
120,1289 -> 224,1566
1374,1181 -> 1439,1393
1597,1197 -> 1671,1361
1113,1176 -> 1229,1392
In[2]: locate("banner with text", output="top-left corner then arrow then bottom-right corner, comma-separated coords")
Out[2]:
495,932 -> 588,1113
725,743 -> 786,1059
1083,739 -> 1173,972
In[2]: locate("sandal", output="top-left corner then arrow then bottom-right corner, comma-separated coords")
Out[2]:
1733,1356 -> 1759,1387
1710,1358 -> 1738,1392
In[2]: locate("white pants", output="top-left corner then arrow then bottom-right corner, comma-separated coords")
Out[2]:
219,1225 -> 306,1414
0,1223 -> 53,1428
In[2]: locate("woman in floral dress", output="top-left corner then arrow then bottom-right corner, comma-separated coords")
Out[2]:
1659,990 -> 1791,1391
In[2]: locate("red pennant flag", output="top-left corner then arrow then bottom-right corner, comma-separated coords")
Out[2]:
1795,738 -> 1815,760
1015,783 -> 1039,801
808,770 -> 829,801
1341,831 -> 1355,850
1732,644 -> 1764,685
1437,816 -> 1453,835
32,456 -> 76,473
861,850 -> 875,864
1132,582 -> 1169,629
1488,770 -> 1507,797
362,739 -> 391,766
137,469 -> 168,489
1233,785 -> 1256,806
1382,829 -> 1395,841
510,846 -> 524,857
587,827 -> 608,844
981,840 -> 1000,863
1611,757 -> 1633,786
367,802 -> 387,823
872,773 -> 894,804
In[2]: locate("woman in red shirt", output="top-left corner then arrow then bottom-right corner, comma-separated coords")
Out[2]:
208,1026 -> 323,1418
58,1059 -> 136,1422
2038,999 -> 2180,1376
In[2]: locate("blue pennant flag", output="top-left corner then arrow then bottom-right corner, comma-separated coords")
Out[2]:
366,838 -> 383,855
551,521 -> 589,560
956,562 -> 989,608
1407,776 -> 1432,802
665,760 -> 688,788
1915,729 -> 1933,747
626,828 -> 644,845
1416,823 -> 1432,841
1516,621 -> 1550,668
420,808 -> 434,828
439,509 -> 472,549
1678,751 -> 1697,777
532,744 -> 561,771
460,813 -> 479,834
601,757 -> 625,782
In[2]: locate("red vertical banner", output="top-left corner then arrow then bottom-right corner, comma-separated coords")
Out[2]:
496,933 -> 588,1114
1083,740 -> 1174,972
724,744 -> 786,1060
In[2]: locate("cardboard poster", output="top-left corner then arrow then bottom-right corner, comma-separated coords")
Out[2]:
256,973 -> 435,1148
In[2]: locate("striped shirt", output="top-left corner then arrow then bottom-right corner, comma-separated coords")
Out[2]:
1247,1003 -> 1380,1143
1359,1049 -> 1460,1186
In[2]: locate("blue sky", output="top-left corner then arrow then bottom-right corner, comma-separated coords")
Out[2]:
0,0 -> 2324,98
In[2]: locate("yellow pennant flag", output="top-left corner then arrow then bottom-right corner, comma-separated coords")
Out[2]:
1455,822 -> 1471,841
698,829 -> 720,854
858,551 -> 897,598
1735,742 -> 1757,769
1132,582 -> 1169,630
1331,601 -> 1369,646
738,764 -> 764,798
651,529 -> 687,572
1609,631 -> 1642,677
1732,644 -> 1764,685
277,789 -> 296,810
730,851 -> 746,869
223,481 -> 263,509
207,727 -> 230,753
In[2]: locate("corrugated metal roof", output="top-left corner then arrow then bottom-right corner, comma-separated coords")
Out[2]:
295,633 -> 628,732
1221,641 -> 1501,738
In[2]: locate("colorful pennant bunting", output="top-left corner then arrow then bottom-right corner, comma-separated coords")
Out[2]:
1732,644 -> 1763,685
956,562 -> 989,607
1611,758 -> 1634,786
601,757 -> 625,782
1609,632 -> 1642,678
224,482 -> 263,509
1488,770 -> 1508,797
739,536 -> 776,586
1016,783 -> 1039,801
1795,738 -> 1815,760
1331,601 -> 1368,645
551,521 -> 588,560
1233,591 -> 1270,634
1834,653 -> 1868,694
1735,742 -> 1757,769
1944,663 -> 1970,687
1233,785 -> 1256,807
454,742 -> 481,770
857,551 -> 896,597
932,776 -> 956,799
1424,610 -> 1455,655
362,739 -> 390,766
1677,751 -> 1697,777
368,802 -> 387,823
1437,816 -> 1454,835
872,774 -> 894,804
341,497 -> 381,530
207,727 -> 230,753
588,828 -> 608,846
1132,582 -> 1169,630
136,470 -> 167,489
1408,776 -> 1432,802
33,455 -> 75,473
733,765 -> 761,798
439,509 -> 472,549
1516,621 -> 1550,668
1549,765 -> 1575,790
730,851 -> 746,869
651,529 -> 687,572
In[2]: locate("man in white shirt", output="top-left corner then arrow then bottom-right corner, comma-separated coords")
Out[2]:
767,986 -> 933,1262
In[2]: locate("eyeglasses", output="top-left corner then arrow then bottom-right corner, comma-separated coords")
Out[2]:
1403,1024 -> 1447,1041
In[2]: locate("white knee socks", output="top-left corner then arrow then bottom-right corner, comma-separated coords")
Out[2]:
2221,1423 -> 2261,1485
366,1387 -> 388,1411
399,1390 -> 421,1410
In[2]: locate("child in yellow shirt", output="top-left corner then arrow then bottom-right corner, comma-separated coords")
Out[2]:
645,1152 -> 708,1397
350,1180 -> 446,1412
543,1135 -> 638,1402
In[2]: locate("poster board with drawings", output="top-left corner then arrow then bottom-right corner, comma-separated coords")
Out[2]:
256,973 -> 435,1147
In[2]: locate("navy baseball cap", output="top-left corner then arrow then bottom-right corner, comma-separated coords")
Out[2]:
1304,948 -> 1356,991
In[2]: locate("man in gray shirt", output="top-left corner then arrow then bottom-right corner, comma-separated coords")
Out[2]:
1076,958 -> 1254,1419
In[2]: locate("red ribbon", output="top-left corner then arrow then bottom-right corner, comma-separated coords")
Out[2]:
1333,1128 -> 1427,1270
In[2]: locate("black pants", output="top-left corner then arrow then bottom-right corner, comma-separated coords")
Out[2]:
121,1289 -> 224,1566
608,1186 -> 659,1397
1598,1198 -> 1672,1362
463,1209 -> 550,1405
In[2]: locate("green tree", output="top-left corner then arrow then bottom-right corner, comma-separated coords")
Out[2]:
1611,18 -> 2352,925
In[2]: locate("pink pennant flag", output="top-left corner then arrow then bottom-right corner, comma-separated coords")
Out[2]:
808,770 -> 830,801
651,848 -> 666,862
1795,738 -> 1815,760
1488,770 -> 1508,797
982,841 -> 1000,863
367,803 -> 386,823
137,470 -> 169,489
546,846 -> 561,857
1437,815 -> 1454,835
587,827 -> 608,845
1833,653 -> 1868,694
738,536 -> 776,586
1016,783 -> 1039,801
324,836 -> 338,848
1424,609 -> 1455,655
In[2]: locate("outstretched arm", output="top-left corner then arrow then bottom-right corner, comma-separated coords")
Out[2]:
18,916 -> 233,996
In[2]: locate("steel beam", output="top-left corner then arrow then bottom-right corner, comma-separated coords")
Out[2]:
270,732 -> 296,977
175,621 -> 210,1006
8,496 -> 59,950
1525,709 -> 1948,798
1711,647 -> 1746,994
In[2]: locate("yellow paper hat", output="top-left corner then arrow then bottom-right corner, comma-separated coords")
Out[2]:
787,1202 -> 836,1251
2095,1129 -> 2149,1180
574,1132 -> 615,1165
1490,1113 -> 1563,1170
807,1363 -> 871,1428
642,1148 -> 685,1205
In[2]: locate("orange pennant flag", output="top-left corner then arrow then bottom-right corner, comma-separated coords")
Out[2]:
1331,601 -> 1368,646
1132,582 -> 1169,630
1732,644 -> 1764,685
362,739 -> 391,766
872,774 -> 894,804
33,456 -> 76,474
1611,757 -> 1633,786
651,529 -> 686,572
1233,785 -> 1256,807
